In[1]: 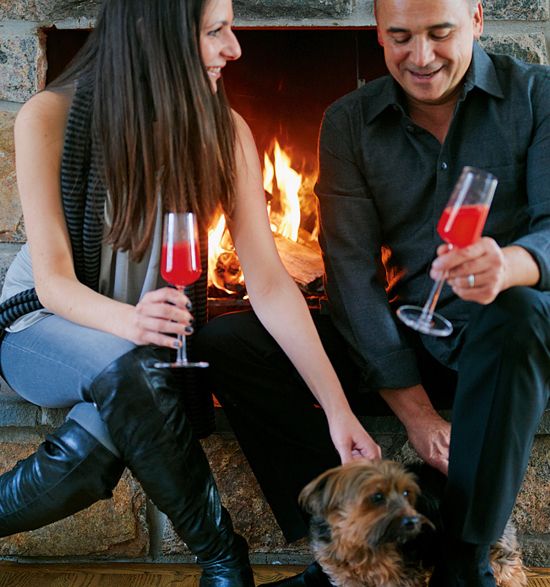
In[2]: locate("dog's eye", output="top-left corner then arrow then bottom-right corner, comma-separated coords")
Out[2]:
370,492 -> 385,505
403,490 -> 409,497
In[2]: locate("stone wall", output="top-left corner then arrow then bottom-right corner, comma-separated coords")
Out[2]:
0,0 -> 549,568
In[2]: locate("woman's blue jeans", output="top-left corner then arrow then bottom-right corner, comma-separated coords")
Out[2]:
0,314 -> 137,454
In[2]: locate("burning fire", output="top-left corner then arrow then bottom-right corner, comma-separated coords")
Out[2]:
208,139 -> 321,295
264,142 -> 301,242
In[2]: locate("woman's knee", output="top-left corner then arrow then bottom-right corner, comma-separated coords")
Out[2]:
85,346 -> 186,424
0,316 -> 136,407
67,402 -> 120,456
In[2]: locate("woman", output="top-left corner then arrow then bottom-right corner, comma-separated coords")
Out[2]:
0,0 -> 381,583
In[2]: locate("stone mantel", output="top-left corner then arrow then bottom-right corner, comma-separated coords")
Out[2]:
0,0 -> 549,22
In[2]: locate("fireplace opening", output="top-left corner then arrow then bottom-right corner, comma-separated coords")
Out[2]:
44,27 -> 387,310
216,29 -> 386,305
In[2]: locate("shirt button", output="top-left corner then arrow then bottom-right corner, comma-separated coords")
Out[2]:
440,162 -> 448,170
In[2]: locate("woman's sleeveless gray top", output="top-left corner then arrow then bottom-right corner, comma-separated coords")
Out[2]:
0,203 -> 163,332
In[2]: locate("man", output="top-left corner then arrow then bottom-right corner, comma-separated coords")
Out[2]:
197,1 -> 549,585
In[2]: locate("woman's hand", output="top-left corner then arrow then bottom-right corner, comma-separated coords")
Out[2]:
327,409 -> 382,464
126,287 -> 195,347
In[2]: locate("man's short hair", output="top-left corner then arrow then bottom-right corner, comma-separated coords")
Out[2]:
374,0 -> 478,15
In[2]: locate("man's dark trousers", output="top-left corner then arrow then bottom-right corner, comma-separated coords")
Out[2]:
196,286 -> 549,544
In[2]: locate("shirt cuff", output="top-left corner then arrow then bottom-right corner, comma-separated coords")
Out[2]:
511,236 -> 550,291
359,348 -> 421,392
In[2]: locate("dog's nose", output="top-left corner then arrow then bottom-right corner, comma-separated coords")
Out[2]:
401,515 -> 421,532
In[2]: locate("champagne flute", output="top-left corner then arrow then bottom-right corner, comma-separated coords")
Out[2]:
397,166 -> 498,337
154,212 -> 209,368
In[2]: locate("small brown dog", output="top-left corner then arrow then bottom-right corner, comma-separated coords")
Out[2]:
299,460 -> 526,587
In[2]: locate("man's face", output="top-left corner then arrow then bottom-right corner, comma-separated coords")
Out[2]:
376,0 -> 483,106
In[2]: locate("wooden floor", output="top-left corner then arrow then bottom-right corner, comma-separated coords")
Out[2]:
0,564 -> 549,587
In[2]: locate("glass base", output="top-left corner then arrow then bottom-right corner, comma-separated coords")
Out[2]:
397,305 -> 453,337
154,360 -> 209,369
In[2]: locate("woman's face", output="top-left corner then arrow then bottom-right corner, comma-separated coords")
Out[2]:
200,0 -> 241,92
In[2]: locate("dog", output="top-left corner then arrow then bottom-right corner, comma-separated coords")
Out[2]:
299,460 -> 527,587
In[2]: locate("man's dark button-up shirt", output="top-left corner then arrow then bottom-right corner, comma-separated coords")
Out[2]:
315,43 -> 550,391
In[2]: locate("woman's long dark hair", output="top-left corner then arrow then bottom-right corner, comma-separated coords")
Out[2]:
50,0 -> 237,261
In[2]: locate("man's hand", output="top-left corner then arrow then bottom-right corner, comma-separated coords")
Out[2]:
405,411 -> 450,474
430,238 -> 507,305
430,239 -> 540,305
380,384 -> 450,475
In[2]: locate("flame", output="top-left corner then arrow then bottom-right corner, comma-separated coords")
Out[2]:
263,151 -> 274,194
207,214 -> 228,292
208,139 -> 319,293
270,141 -> 302,242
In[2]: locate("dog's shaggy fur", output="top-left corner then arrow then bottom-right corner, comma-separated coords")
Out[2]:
299,460 -> 526,587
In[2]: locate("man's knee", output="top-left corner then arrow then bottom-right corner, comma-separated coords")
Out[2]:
471,287 -> 548,343
195,312 -> 248,352
464,287 -> 550,406
195,311 -> 277,362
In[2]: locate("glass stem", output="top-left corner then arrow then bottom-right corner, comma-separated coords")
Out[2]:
177,333 -> 188,365
177,286 -> 188,365
420,277 -> 446,324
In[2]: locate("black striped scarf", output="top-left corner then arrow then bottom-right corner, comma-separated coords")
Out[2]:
0,78 -> 213,436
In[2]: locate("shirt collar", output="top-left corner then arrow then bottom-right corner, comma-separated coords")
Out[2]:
363,77 -> 407,125
364,41 -> 504,125
463,41 -> 504,99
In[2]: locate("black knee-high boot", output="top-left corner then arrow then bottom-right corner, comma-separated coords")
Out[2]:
85,346 -> 254,587
0,418 -> 125,536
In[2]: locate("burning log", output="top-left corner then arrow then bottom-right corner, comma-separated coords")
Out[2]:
211,251 -> 246,296
209,139 -> 325,298
209,235 -> 324,296
273,233 -> 324,290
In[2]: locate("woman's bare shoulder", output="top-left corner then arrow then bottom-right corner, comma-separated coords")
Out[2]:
15,89 -> 72,136
231,109 -> 253,136
231,108 -> 257,154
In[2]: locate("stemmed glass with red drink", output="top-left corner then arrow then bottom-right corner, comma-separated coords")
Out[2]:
397,166 -> 498,337
154,212 -> 209,368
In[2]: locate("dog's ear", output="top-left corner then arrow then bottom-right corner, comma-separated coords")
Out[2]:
299,467 -> 338,517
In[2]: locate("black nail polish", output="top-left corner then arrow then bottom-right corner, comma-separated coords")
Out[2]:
185,326 -> 194,334
189,318 -> 195,326
172,339 -> 182,349
186,302 -> 193,310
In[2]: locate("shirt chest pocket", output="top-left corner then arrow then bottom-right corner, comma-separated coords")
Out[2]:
481,161 -> 528,239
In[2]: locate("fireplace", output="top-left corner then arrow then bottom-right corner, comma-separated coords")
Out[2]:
210,29 -> 387,306
44,26 -> 387,310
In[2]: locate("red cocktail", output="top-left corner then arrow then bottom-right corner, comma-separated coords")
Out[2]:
161,241 -> 202,287
155,212 -> 209,368
397,167 -> 498,337
437,204 -> 490,249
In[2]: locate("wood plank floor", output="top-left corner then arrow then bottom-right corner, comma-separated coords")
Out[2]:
0,564 -> 549,587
